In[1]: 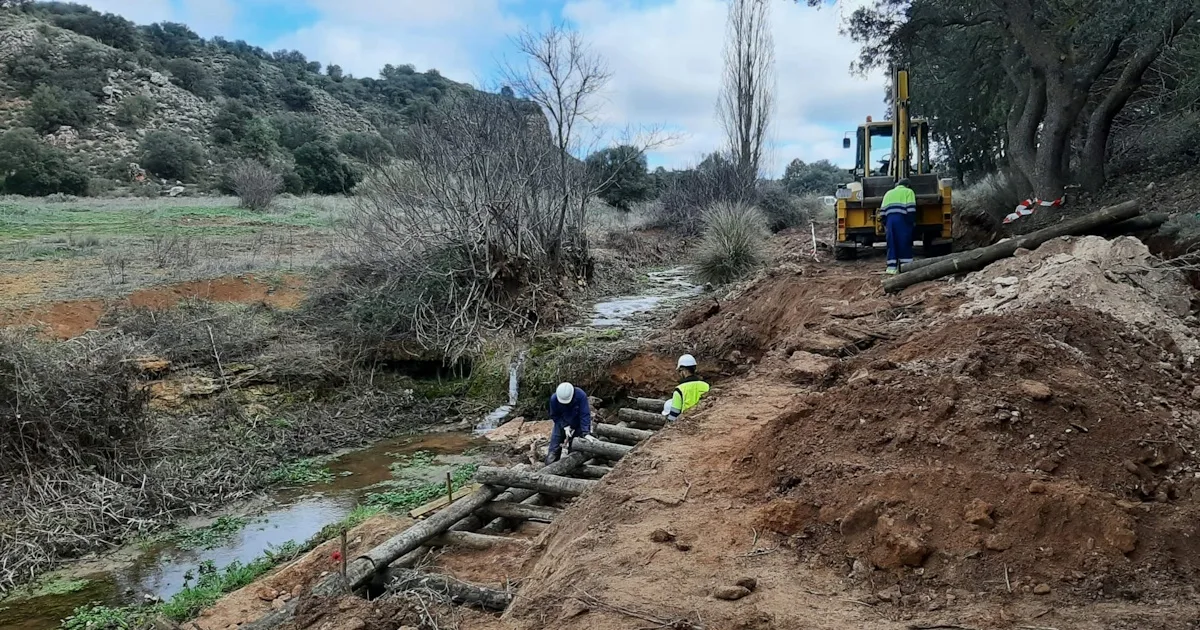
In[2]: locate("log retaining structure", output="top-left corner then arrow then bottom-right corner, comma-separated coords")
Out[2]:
239,399 -> 670,629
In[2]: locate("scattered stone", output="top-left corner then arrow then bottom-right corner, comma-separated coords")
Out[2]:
964,499 -> 995,528
877,585 -> 902,602
839,499 -> 882,535
1019,379 -> 1053,401
786,350 -> 838,384
735,576 -> 758,591
985,534 -> 1013,552
649,528 -> 676,543
993,276 -> 1019,287
256,587 -> 280,602
1028,481 -> 1047,494
167,185 -> 186,197
559,598 -> 589,620
674,541 -> 692,552
150,71 -> 168,86
1034,583 -> 1052,595
713,585 -> 752,601
1107,527 -> 1138,554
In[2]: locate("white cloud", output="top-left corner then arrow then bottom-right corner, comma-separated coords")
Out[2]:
563,0 -> 884,174
271,0 -> 524,83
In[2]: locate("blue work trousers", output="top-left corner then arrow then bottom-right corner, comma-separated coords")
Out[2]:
885,213 -> 914,269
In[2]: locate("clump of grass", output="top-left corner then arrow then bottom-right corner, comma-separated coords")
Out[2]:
694,201 -> 769,285
169,516 -> 251,550
1,575 -> 90,602
388,450 -> 435,474
309,504 -> 384,544
267,459 -> 335,485
366,463 -> 478,512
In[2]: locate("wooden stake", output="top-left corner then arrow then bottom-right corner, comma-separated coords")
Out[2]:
446,471 -> 453,505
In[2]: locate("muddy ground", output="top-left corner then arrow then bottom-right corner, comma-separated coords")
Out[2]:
233,231 -> 1200,630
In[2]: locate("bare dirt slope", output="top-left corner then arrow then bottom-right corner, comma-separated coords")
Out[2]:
500,236 -> 1200,630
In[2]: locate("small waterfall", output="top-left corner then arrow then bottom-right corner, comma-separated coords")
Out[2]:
474,350 -> 525,434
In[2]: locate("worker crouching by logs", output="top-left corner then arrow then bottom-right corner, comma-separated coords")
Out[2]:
663,354 -> 710,422
547,382 -> 597,464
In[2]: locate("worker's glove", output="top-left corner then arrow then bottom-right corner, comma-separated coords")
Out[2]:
580,433 -> 598,443
662,400 -> 673,416
563,428 -> 576,442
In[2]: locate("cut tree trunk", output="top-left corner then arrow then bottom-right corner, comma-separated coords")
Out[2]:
575,464 -> 614,479
384,568 -> 513,611
883,200 -> 1140,293
902,210 -> 1165,274
475,467 -> 597,497
427,531 -> 530,551
617,408 -> 668,429
567,437 -> 635,461
592,423 -> 655,444
478,501 -> 562,523
242,454 -> 587,630
632,397 -> 668,412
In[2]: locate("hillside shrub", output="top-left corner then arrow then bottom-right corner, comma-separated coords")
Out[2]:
694,202 -> 769,285
52,9 -> 139,51
0,128 -> 90,196
165,59 -> 215,98
140,22 -> 200,58
115,94 -> 155,127
25,85 -> 96,133
294,141 -> 358,194
237,117 -> 279,161
139,130 -> 203,181
220,59 -> 267,103
755,180 -> 807,233
656,152 -> 745,234
271,113 -> 327,151
212,101 -> 254,144
279,83 -> 314,111
337,132 -> 393,164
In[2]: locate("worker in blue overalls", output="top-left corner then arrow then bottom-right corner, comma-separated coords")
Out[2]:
547,382 -> 595,463
881,178 -> 917,275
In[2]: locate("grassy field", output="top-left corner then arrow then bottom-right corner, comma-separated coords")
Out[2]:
0,195 -> 350,308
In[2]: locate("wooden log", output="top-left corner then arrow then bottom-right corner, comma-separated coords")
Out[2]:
617,407 -> 668,429
883,200 -> 1141,293
631,397 -> 668,412
452,454 -> 584,533
568,436 -> 635,461
480,492 -> 544,534
384,568 -> 512,611
575,464 -> 614,479
475,466 -> 597,497
592,423 -> 654,444
478,500 -> 562,523
900,208 -> 1164,274
428,530 -> 531,550
242,454 -> 587,630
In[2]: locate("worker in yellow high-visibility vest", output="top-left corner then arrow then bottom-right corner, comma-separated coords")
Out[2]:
881,178 -> 917,275
662,354 -> 710,422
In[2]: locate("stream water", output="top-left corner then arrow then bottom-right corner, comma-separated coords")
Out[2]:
1,266 -> 700,630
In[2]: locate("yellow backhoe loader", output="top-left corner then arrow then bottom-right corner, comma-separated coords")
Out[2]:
833,68 -> 953,260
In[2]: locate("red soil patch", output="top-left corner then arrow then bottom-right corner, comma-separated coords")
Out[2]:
0,274 -> 306,338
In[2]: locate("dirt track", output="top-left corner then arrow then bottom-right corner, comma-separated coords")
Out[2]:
208,234 -> 1200,630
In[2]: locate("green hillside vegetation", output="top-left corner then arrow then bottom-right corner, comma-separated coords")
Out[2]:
0,1 -> 481,196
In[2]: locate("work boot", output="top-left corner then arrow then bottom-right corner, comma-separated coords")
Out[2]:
885,266 -> 899,275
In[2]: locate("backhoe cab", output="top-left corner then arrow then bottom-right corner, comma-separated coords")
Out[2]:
833,68 -> 953,261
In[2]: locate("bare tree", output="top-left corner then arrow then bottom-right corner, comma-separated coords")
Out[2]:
502,25 -> 612,266
718,0 -> 776,196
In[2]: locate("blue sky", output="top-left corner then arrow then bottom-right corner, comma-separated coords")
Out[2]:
83,0 -> 884,176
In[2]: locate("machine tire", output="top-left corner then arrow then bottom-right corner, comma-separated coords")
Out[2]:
834,245 -> 858,261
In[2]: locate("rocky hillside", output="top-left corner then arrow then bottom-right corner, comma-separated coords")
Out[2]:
0,3 -> 484,196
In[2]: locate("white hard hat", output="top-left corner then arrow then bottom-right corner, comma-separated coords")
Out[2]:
555,382 -> 575,404
677,354 -> 697,368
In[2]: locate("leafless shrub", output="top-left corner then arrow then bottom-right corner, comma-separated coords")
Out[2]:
149,233 -> 198,268
102,250 -> 129,284
655,152 -> 746,234
230,160 -> 283,212
0,330 -> 150,472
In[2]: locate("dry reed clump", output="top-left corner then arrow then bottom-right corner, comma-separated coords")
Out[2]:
694,201 -> 769,285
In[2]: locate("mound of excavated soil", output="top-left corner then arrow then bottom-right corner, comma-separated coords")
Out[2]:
505,237 -> 1200,629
